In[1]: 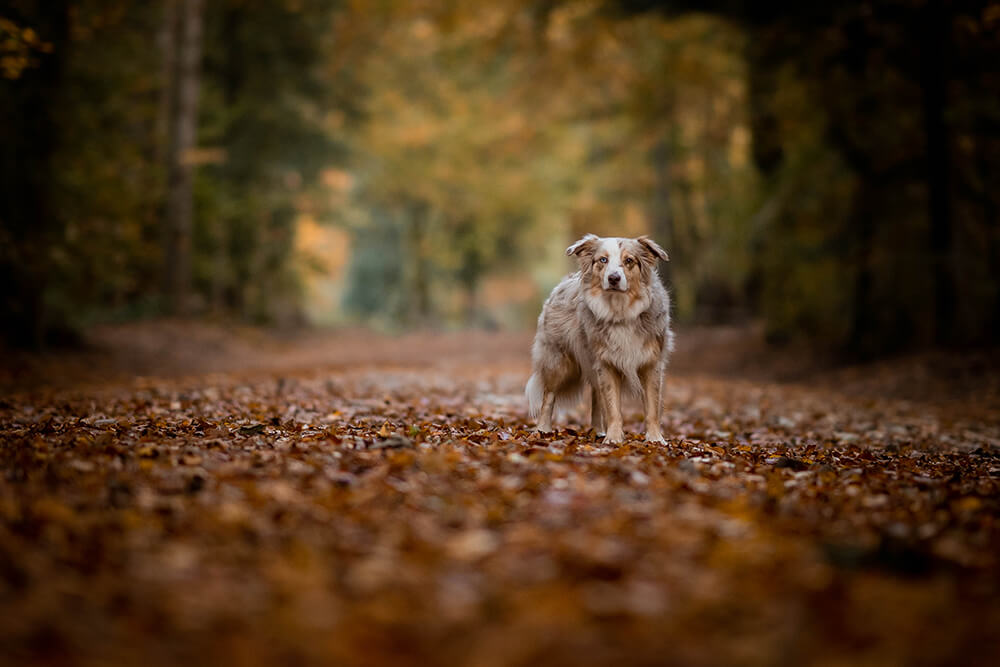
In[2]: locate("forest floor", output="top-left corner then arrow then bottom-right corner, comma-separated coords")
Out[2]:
1,322 -> 999,666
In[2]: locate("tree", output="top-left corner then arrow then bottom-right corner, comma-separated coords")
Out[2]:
162,0 -> 205,315
618,0 -> 1000,355
339,4 -> 755,327
0,0 -> 347,344
0,2 -> 71,347
196,0 -> 345,323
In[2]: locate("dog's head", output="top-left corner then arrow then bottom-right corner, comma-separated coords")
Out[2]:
566,234 -> 669,295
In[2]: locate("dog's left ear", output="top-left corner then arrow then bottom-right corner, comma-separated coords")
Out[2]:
566,233 -> 600,257
636,235 -> 669,262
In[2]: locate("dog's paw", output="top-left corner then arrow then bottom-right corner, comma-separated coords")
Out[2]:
603,428 -> 624,445
644,433 -> 667,445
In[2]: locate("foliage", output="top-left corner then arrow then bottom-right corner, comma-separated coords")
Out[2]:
337,4 -> 757,326
51,2 -> 164,324
0,0 -> 347,343
1,0 -> 998,356
0,14 -> 53,79
1,330 -> 999,664
693,1 -> 999,355
197,0 -> 347,323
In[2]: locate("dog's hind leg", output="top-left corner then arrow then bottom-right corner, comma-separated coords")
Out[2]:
536,390 -> 556,433
596,364 -> 624,444
590,386 -> 605,438
639,363 -> 666,444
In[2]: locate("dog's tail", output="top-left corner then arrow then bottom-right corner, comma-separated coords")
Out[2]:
525,372 -> 544,417
526,373 -> 586,418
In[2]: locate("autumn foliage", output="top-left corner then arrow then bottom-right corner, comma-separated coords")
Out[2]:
1,327 -> 998,665
3,2 -> 999,354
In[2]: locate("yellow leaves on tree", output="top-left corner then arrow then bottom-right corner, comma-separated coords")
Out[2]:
0,17 -> 53,79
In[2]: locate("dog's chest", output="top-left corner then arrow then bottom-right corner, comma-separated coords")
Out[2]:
595,322 -> 656,369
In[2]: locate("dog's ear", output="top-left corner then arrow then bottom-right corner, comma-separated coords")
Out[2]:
566,234 -> 600,257
636,235 -> 669,262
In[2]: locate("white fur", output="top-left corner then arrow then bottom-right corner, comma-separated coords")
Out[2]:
601,320 -> 654,394
583,289 -> 651,323
599,238 -> 627,292
525,373 -> 543,417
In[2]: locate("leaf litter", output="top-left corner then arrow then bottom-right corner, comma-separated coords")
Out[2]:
0,330 -> 998,666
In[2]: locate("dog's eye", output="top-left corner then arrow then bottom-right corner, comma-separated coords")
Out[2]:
624,258 -> 634,267
598,257 -> 608,264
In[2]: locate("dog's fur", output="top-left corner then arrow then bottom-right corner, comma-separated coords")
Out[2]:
526,234 -> 674,444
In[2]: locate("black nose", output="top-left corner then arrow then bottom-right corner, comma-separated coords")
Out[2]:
608,273 -> 621,286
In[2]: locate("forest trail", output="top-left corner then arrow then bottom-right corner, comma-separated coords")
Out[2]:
1,326 -> 998,666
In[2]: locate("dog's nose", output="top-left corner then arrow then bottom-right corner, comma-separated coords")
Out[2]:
608,272 -> 621,286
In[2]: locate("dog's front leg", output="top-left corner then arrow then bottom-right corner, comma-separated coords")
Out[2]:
596,363 -> 624,444
590,386 -> 605,438
639,362 -> 666,444
536,390 -> 556,433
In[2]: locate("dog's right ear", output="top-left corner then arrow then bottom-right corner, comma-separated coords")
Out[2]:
566,234 -> 600,257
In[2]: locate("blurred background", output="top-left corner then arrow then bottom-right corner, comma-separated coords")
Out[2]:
2,0 -> 999,359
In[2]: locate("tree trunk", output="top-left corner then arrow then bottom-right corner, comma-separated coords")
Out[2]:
919,0 -> 953,346
163,0 -> 205,315
211,5 -> 242,315
847,187 -> 877,359
156,0 -> 178,165
406,202 -> 432,326
460,256 -> 482,327
745,33 -> 784,177
0,2 -> 71,347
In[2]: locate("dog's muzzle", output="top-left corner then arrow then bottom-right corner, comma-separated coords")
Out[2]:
605,271 -> 626,291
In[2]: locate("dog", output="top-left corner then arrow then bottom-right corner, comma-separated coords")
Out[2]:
526,234 -> 673,444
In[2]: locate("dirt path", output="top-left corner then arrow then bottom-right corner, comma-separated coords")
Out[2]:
1,328 -> 998,666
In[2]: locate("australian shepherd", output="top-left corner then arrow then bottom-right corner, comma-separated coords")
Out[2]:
526,234 -> 674,444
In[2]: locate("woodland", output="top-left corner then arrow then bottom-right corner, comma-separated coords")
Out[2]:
2,1 -> 999,665
2,1 -> 998,353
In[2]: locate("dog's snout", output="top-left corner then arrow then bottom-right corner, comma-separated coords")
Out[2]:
608,272 -> 621,286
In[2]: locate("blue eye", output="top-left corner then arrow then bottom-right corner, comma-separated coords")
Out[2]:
599,257 -> 608,264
